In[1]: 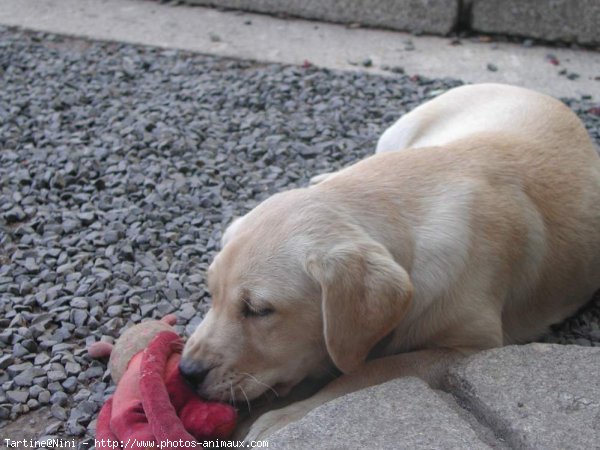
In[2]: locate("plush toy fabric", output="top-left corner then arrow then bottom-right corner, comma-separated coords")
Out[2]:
89,316 -> 237,449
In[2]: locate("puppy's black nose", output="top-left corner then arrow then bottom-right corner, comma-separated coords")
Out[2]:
179,358 -> 211,386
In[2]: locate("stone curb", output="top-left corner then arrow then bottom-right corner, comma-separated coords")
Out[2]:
184,0 -> 459,35
471,0 -> 600,46
267,344 -> 600,449
267,377 -> 493,449
447,343 -> 600,450
184,0 -> 600,45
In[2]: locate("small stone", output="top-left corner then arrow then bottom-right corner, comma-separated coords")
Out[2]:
119,243 -> 134,260
7,362 -> 32,377
45,421 -> 62,434
156,300 -> 175,315
62,376 -> 79,393
20,280 -> 34,295
71,297 -> 89,308
73,388 -> 91,402
56,263 -> 73,275
79,400 -> 98,415
24,257 -> 39,272
178,303 -> 196,321
33,376 -> 48,388
7,390 -> 28,404
77,212 -> 95,225
0,354 -> 14,369
51,391 -> 69,406
487,63 -> 498,72
47,382 -> 63,394
20,339 -> 37,352
62,219 -> 80,233
13,370 -> 34,387
27,398 -> 39,410
11,403 -> 24,416
122,57 -> 136,77
107,305 -> 123,317
65,362 -> 82,376
545,53 -> 560,65
139,303 -> 156,316
38,390 -> 51,404
51,404 -> 68,421
48,370 -> 67,382
84,366 -> 105,380
66,421 -> 86,436
29,385 -> 44,398
12,343 -> 29,358
52,342 -> 75,353
71,309 -> 88,326
0,329 -> 13,344
104,230 -> 121,245
163,288 -> 177,301
4,206 -> 26,223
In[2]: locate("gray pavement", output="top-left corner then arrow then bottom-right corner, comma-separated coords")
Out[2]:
471,0 -> 600,46
268,377 -> 494,450
448,344 -> 600,450
185,0 -> 459,35
269,345 -> 600,449
1,0 -> 599,100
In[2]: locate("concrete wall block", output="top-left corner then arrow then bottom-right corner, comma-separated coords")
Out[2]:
448,344 -> 600,450
471,0 -> 600,45
267,377 -> 492,449
185,0 -> 460,35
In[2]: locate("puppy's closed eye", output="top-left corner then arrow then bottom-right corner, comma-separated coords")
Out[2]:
241,299 -> 275,318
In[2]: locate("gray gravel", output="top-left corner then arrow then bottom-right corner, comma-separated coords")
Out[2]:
0,26 -> 599,444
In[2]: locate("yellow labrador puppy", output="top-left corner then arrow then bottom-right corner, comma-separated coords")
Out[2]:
180,83 -> 600,440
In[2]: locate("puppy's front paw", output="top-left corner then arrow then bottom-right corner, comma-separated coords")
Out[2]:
244,403 -> 308,442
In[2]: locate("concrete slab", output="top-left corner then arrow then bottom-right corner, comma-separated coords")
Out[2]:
0,0 -> 599,100
185,0 -> 459,35
472,0 -> 600,46
268,377 -> 493,450
447,344 -> 600,450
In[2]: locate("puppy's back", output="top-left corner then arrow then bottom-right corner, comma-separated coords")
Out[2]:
376,83 -> 594,158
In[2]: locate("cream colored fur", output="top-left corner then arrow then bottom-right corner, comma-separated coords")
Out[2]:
181,83 -> 600,441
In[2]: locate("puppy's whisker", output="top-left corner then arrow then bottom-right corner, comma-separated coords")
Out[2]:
241,372 -> 280,398
238,385 -> 252,412
229,382 -> 235,406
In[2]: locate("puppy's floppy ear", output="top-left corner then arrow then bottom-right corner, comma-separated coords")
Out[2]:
305,239 -> 412,374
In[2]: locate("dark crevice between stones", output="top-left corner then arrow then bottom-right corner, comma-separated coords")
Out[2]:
454,0 -> 474,35
439,375 -> 520,450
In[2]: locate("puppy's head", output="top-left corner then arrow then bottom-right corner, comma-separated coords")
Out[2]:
180,189 -> 412,403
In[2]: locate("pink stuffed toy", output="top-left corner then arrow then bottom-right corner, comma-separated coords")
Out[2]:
89,315 -> 237,449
